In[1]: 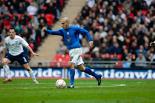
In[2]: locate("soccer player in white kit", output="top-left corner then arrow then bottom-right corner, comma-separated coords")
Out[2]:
2,27 -> 39,84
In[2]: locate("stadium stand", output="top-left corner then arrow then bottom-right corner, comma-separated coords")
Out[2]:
0,0 -> 66,52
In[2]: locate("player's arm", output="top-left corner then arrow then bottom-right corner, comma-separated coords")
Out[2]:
26,45 -> 38,57
2,39 -> 7,59
1,47 -> 7,64
2,47 -> 7,59
77,27 -> 94,48
20,37 -> 38,56
42,27 -> 62,36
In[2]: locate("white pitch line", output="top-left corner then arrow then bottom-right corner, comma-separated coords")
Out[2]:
0,84 -> 127,90
76,84 -> 126,88
0,82 -> 105,86
0,82 -> 126,86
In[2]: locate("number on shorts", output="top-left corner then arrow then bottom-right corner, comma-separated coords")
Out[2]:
23,57 -> 27,62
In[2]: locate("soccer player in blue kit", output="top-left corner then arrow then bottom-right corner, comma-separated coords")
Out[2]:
43,17 -> 102,88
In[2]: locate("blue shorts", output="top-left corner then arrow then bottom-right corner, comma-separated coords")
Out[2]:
6,52 -> 29,65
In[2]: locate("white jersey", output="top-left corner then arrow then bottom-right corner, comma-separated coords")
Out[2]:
4,35 -> 29,56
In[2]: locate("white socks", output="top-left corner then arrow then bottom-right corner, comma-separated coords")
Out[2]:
3,64 -> 12,79
28,69 -> 39,84
3,65 -> 38,84
28,69 -> 36,80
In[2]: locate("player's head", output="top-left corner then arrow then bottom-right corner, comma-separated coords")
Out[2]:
9,27 -> 16,39
60,17 -> 69,29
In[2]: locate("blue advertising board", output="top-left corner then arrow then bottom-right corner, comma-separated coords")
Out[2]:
0,67 -> 155,79
0,67 -> 65,78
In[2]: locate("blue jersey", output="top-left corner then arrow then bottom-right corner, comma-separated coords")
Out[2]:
45,25 -> 93,50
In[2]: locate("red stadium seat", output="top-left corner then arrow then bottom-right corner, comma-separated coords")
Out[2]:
51,54 -> 70,67
45,14 -> 55,26
117,54 -> 123,60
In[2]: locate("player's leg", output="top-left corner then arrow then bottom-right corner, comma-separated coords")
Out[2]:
2,58 -> 12,83
68,62 -> 75,88
22,63 -> 39,84
18,53 -> 39,84
68,49 -> 78,88
77,58 -> 102,86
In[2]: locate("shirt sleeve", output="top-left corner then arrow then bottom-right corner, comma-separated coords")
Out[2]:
19,37 -> 29,47
76,26 -> 93,41
45,29 -> 63,36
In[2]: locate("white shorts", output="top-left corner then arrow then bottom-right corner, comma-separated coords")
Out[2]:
69,48 -> 84,66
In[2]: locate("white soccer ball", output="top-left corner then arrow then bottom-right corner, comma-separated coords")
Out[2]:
55,79 -> 66,88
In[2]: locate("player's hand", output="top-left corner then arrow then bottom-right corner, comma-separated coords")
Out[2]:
89,41 -> 94,49
42,27 -> 46,32
31,52 -> 39,57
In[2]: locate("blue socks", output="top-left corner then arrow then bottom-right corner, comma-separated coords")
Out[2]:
84,67 -> 98,79
69,69 -> 75,86
69,67 -> 99,86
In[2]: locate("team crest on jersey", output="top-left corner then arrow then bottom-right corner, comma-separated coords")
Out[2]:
66,32 -> 71,43
67,32 -> 69,35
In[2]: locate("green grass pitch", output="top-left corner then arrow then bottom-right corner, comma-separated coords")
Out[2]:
0,78 -> 155,103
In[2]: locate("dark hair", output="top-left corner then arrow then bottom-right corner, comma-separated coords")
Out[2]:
9,27 -> 16,32
9,27 -> 15,30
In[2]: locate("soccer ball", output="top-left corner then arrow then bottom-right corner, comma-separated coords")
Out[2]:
55,79 -> 66,88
